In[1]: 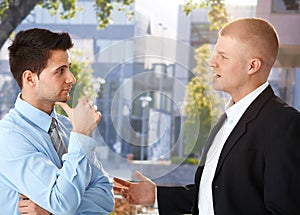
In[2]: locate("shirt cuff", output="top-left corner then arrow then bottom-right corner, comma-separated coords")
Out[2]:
153,186 -> 158,209
68,132 -> 97,162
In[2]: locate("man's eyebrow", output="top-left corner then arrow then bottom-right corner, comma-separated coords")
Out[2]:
56,65 -> 67,70
214,49 -> 225,55
57,63 -> 72,69
51,64 -> 68,73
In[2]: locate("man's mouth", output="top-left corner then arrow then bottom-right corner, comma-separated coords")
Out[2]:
62,87 -> 72,93
214,73 -> 221,78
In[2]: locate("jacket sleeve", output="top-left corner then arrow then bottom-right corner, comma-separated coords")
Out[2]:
264,109 -> 300,214
157,184 -> 196,215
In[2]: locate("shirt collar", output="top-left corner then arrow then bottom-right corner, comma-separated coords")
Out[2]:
15,94 -> 57,132
225,82 -> 269,122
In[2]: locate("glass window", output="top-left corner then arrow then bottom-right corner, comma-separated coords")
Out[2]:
190,23 -> 218,48
272,0 -> 300,13
95,39 -> 134,63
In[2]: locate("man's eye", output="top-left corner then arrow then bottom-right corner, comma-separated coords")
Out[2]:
221,55 -> 227,59
57,68 -> 65,74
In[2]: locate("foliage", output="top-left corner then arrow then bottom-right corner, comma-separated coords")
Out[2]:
94,0 -> 134,29
0,0 -> 8,20
0,0 -> 134,30
38,0 -> 134,28
55,51 -> 97,116
0,0 -> 228,33
171,156 -> 199,166
40,0 -> 134,29
0,0 -> 132,33
0,0 -> 230,153
183,0 -> 229,30
0,0 -> 229,50
183,44 -> 223,156
39,0 -> 78,19
182,0 -> 228,157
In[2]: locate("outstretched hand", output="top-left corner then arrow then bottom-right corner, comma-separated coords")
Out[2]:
113,171 -> 156,205
56,97 -> 101,136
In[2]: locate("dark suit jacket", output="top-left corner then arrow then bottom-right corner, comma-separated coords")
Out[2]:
157,86 -> 300,215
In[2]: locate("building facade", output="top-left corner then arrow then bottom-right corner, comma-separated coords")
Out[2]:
0,0 -> 182,162
257,0 -> 300,110
1,0 -> 299,164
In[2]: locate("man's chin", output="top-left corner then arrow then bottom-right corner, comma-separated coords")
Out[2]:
212,84 -> 223,92
213,87 -> 223,92
57,97 -> 69,103
212,81 -> 225,92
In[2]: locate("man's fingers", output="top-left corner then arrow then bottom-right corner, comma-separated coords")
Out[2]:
55,102 -> 72,116
113,186 -> 122,193
113,185 -> 129,193
18,199 -> 28,207
96,111 -> 102,122
134,170 -> 149,182
113,179 -> 128,192
79,96 -> 89,103
113,177 -> 131,187
19,194 -> 28,200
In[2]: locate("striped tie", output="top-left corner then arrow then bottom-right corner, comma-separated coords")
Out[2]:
48,118 -> 67,162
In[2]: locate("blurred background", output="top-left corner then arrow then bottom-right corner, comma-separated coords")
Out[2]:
0,0 -> 299,213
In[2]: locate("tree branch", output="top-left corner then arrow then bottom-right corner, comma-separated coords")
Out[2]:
0,0 -> 42,48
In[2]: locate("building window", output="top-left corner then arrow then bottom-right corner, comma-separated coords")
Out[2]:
190,23 -> 218,48
272,0 -> 300,13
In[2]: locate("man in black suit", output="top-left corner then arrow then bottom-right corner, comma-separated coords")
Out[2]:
114,18 -> 300,215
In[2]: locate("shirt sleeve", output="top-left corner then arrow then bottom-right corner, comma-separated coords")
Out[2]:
65,132 -> 114,214
75,161 -> 114,214
0,129 -> 112,214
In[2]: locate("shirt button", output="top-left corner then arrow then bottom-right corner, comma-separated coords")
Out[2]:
214,185 -> 218,189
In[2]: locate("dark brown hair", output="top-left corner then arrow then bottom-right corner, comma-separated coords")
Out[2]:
8,28 -> 73,89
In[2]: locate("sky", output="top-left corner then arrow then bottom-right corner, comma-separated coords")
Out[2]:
136,0 -> 258,38
225,0 -> 257,5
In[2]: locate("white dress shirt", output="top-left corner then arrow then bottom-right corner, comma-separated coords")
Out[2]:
198,82 -> 269,215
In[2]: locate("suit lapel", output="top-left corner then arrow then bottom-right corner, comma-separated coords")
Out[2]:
214,86 -> 274,176
214,120 -> 247,176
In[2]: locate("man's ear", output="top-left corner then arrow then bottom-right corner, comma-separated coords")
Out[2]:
22,70 -> 37,87
248,58 -> 262,75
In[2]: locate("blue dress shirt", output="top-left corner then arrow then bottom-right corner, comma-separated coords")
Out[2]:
0,95 -> 114,214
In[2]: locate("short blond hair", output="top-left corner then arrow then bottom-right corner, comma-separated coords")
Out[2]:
220,18 -> 279,68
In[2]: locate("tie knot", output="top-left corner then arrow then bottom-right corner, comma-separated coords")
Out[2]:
49,118 -> 58,133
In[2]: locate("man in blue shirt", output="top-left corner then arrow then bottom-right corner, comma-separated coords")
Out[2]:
0,28 -> 114,214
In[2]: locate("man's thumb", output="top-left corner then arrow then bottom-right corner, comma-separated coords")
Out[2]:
134,170 -> 149,182
55,102 -> 72,117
